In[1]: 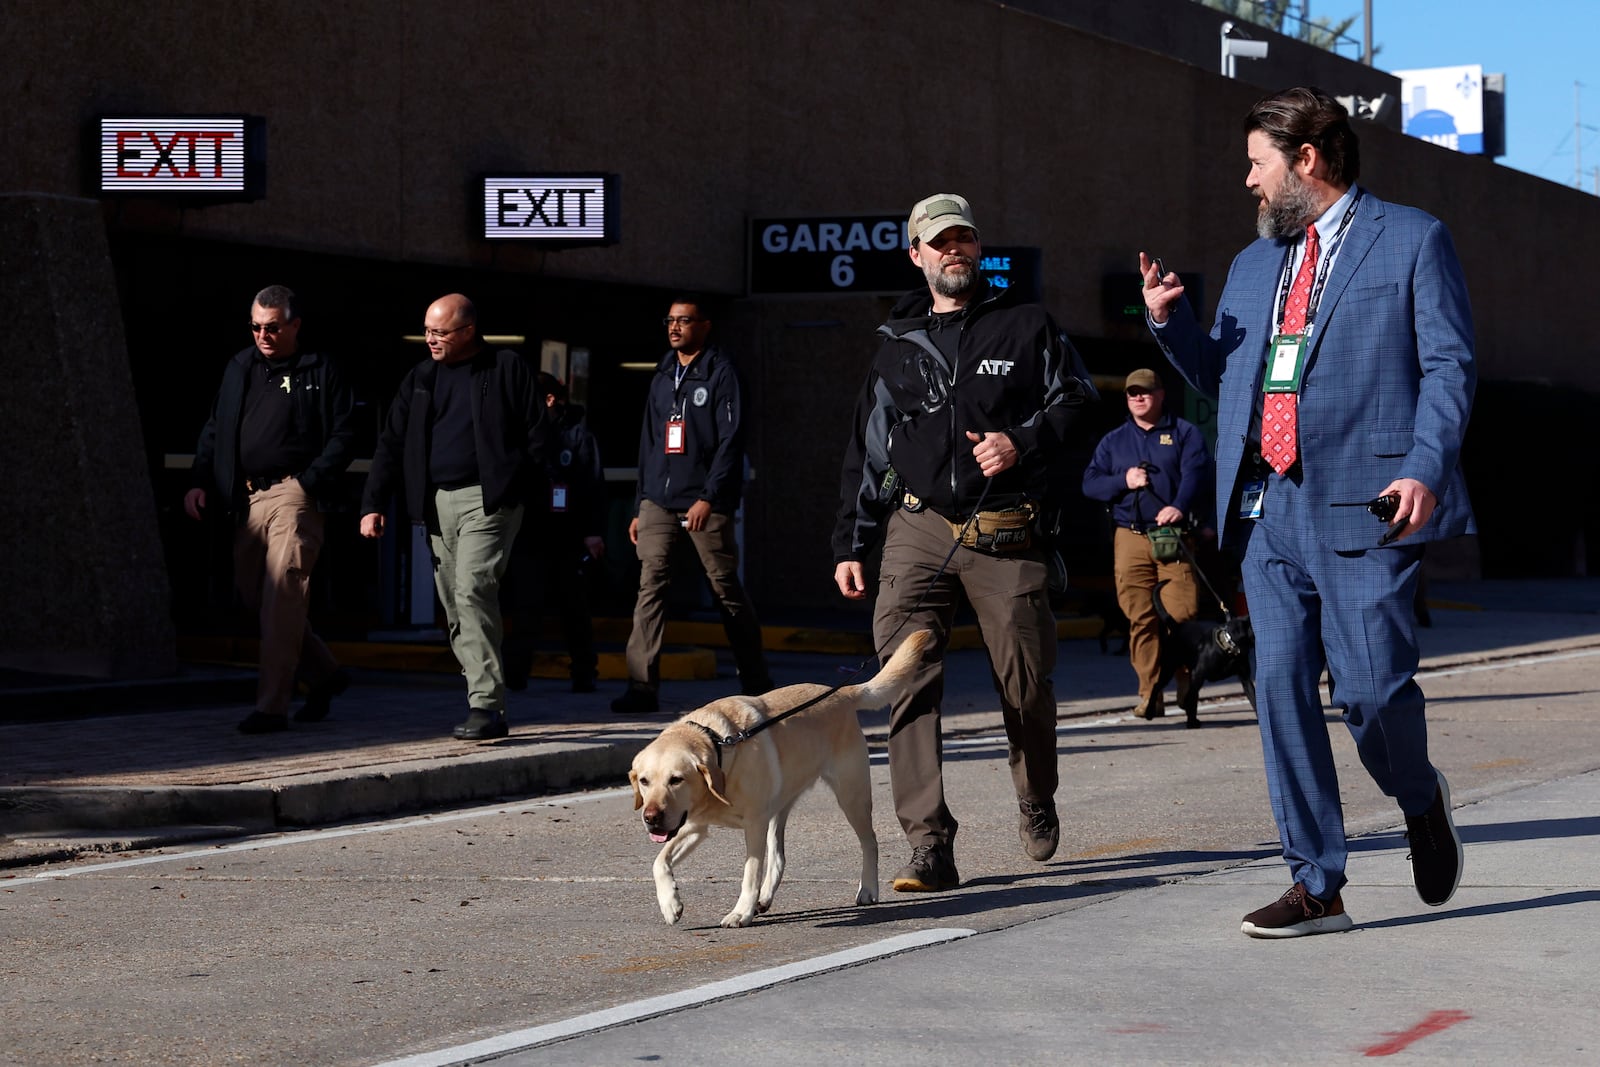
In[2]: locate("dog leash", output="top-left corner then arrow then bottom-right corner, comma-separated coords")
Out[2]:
701,478 -> 997,751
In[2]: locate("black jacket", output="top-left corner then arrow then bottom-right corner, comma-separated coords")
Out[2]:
191,346 -> 358,511
833,281 -> 1090,561
360,347 -> 549,522
634,344 -> 746,513
540,402 -> 606,536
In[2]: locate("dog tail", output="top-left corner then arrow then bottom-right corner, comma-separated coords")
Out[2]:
1152,579 -> 1174,626
854,629 -> 934,707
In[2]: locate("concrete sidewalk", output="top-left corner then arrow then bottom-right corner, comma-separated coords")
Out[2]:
520,767 -> 1600,1065
3,579 -> 1597,868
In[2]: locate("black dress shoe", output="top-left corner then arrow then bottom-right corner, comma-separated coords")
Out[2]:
238,711 -> 289,734
610,686 -> 659,715
294,668 -> 350,723
570,674 -> 597,694
452,709 -> 509,740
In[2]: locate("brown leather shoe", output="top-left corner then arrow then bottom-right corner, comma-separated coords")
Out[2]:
1241,883 -> 1353,938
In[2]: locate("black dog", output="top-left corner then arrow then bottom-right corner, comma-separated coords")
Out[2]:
1152,580 -> 1257,728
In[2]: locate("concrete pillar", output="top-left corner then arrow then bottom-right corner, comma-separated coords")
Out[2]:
0,194 -> 178,678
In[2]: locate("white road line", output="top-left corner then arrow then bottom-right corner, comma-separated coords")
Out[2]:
367,927 -> 977,1067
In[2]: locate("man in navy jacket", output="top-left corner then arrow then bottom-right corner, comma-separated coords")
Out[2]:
611,298 -> 772,715
1081,368 -> 1210,719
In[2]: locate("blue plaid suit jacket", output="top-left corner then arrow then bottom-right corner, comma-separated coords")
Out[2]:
1154,189 -> 1477,551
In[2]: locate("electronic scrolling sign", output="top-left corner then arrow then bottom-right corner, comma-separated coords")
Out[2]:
95,115 -> 266,199
481,174 -> 619,245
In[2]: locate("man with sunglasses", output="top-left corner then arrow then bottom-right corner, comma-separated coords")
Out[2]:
611,297 -> 772,716
1081,368 -> 1209,721
185,286 -> 357,734
359,293 -> 550,740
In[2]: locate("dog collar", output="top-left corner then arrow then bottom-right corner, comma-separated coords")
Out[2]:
688,721 -> 728,766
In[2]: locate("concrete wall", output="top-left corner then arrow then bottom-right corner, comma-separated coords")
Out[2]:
0,196 -> 178,677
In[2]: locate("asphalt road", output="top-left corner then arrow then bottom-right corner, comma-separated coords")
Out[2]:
4,641 -> 1599,1065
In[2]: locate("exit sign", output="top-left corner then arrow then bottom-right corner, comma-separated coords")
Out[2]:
95,115 -> 265,199
481,174 -> 619,245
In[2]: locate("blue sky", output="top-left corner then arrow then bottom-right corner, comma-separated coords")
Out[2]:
1355,0 -> 1600,189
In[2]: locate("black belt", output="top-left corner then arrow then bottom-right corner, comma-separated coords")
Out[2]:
245,473 -> 293,493
1119,523 -> 1152,534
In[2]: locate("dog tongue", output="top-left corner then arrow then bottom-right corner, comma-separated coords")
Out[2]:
649,832 -> 669,843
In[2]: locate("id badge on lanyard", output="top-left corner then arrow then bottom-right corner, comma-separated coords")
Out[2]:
550,483 -> 568,512
665,419 -> 686,454
1264,332 -> 1308,393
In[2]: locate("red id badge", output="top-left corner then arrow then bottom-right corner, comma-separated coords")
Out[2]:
550,483 -> 568,512
665,419 -> 686,454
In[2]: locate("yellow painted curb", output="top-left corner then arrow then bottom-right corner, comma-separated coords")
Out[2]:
176,637 -> 717,681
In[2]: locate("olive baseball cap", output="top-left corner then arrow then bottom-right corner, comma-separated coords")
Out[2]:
907,193 -> 979,245
1125,368 -> 1163,392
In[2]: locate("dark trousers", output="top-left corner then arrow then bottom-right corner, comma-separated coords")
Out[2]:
501,524 -> 598,683
873,507 -> 1059,849
626,499 -> 769,691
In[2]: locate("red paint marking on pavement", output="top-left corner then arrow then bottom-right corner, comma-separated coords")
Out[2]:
1363,1010 -> 1473,1056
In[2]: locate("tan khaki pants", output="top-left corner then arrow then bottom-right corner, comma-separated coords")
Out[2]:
234,479 -> 338,717
1112,526 -> 1200,710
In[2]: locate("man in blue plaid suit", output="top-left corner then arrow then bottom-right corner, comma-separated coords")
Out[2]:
1141,87 -> 1475,938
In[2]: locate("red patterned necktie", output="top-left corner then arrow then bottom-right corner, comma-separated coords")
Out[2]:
1262,223 -> 1319,476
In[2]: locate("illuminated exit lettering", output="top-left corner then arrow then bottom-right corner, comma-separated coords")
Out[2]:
115,130 -> 238,179
495,186 -> 601,229
481,175 -> 618,243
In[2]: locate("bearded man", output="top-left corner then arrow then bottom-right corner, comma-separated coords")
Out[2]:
833,193 -> 1090,892
1141,87 -> 1474,938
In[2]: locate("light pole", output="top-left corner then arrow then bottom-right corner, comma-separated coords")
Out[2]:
1220,21 -> 1269,80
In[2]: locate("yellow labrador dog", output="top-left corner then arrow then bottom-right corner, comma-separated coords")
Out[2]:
630,629 -> 932,928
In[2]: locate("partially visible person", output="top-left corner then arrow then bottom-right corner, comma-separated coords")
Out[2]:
1081,368 -> 1210,720
611,298 -> 773,715
185,285 -> 357,734
359,294 -> 549,740
1142,86 -> 1473,937
501,372 -> 606,694
833,192 -> 1089,892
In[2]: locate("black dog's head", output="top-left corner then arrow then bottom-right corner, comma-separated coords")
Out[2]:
1193,613 -> 1254,683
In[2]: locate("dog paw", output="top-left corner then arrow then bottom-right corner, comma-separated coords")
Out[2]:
857,885 -> 878,905
720,910 -> 755,928
755,899 -> 773,914
659,896 -> 684,924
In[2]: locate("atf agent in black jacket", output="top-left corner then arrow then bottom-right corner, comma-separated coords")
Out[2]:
833,280 -> 1089,561
634,343 -> 746,513
360,347 -> 549,524
192,347 -> 358,512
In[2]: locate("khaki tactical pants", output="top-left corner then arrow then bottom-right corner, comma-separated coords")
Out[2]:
873,506 -> 1060,849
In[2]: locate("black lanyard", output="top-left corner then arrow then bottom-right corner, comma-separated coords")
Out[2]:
669,359 -> 693,419
1273,190 -> 1361,334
